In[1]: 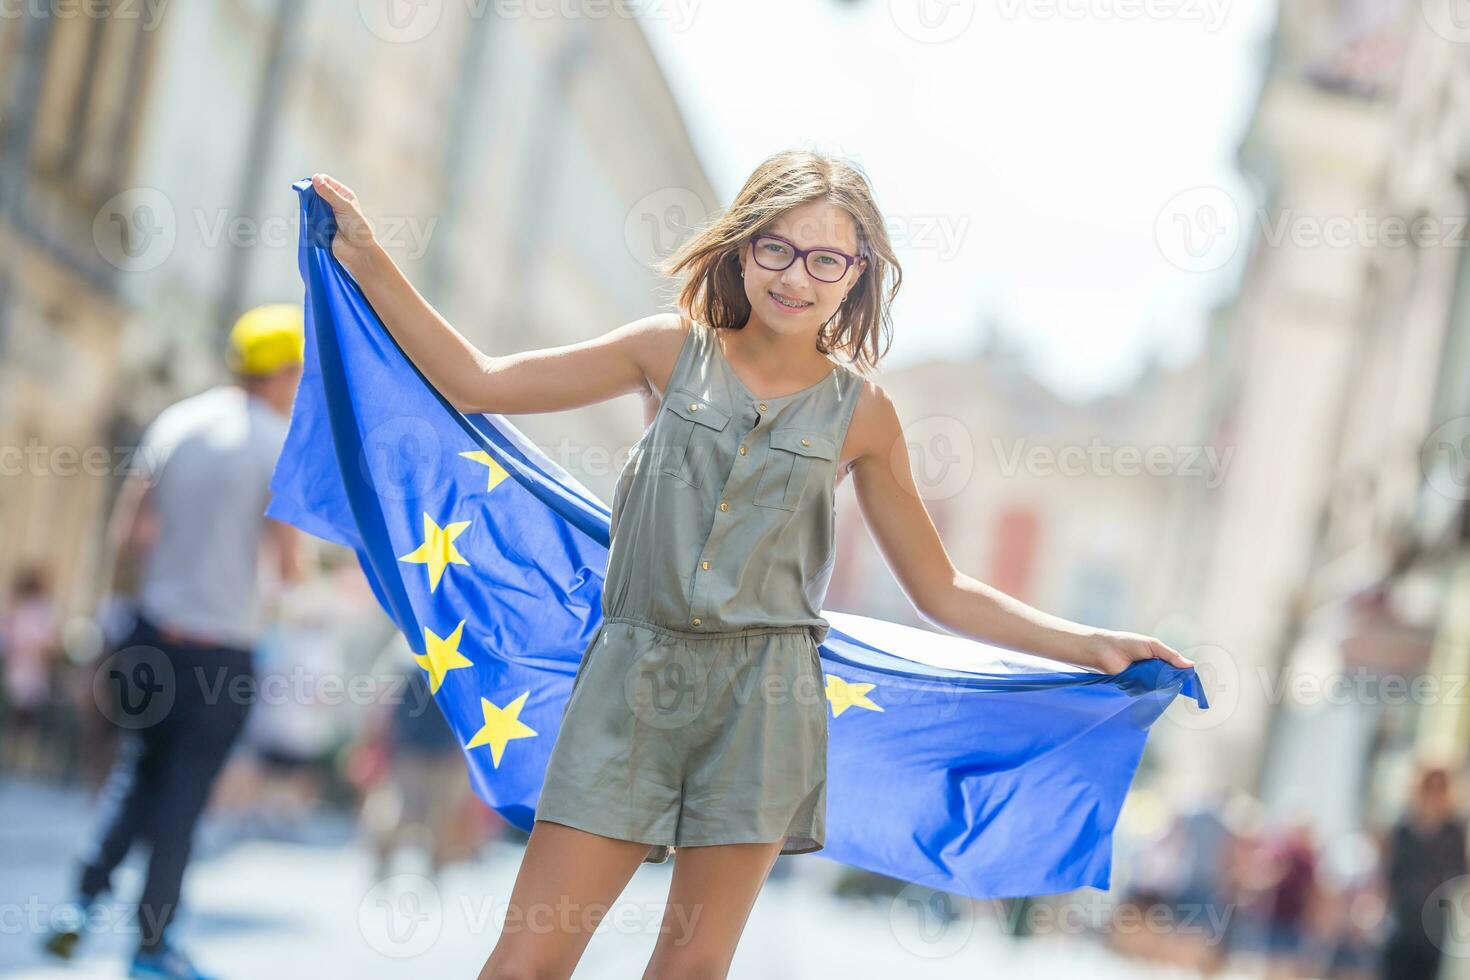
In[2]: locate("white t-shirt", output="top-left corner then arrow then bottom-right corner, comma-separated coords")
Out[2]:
134,385 -> 290,647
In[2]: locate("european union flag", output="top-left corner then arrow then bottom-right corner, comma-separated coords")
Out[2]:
269,178 -> 1208,900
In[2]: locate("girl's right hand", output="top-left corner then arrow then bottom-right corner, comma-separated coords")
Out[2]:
311,172 -> 378,273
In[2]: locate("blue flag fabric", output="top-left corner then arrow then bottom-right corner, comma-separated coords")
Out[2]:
269,178 -> 1208,899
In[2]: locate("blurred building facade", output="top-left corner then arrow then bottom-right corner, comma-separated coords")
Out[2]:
1175,0 -> 1417,821
1214,0 -> 1470,850
0,10 -> 154,623
0,3 -> 715,620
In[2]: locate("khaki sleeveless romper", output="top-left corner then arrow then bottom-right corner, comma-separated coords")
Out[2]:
534,316 -> 862,863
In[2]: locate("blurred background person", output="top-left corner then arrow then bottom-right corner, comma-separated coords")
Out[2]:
222,560 -> 358,843
1109,789 -> 1238,972
355,630 -> 477,883
1314,831 -> 1385,980
1265,819 -> 1321,979
40,305 -> 305,980
1380,761 -> 1469,980
0,565 -> 61,775
1163,790 -> 1239,973
1231,813 -> 1320,979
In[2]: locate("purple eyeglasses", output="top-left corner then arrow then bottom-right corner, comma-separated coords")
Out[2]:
748,231 -> 866,283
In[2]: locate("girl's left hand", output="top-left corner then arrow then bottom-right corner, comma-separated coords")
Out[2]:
1078,629 -> 1195,674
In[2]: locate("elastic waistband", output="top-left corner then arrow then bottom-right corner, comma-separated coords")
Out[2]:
603,615 -> 817,643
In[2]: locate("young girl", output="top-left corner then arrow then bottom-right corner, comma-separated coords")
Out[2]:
310,151 -> 1192,980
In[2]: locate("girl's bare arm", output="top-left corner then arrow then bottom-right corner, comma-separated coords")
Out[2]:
844,379 -> 1195,674
311,172 -> 670,415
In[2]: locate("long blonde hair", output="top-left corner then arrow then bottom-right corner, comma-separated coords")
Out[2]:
658,149 -> 902,374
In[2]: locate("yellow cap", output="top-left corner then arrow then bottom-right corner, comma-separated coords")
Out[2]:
227,304 -> 305,376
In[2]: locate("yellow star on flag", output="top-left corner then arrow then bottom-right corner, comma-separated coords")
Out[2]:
459,450 -> 511,492
465,691 -> 539,767
398,512 -> 471,592
824,674 -> 884,718
414,621 -> 474,694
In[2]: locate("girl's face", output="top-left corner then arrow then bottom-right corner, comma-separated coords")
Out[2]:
739,200 -> 866,338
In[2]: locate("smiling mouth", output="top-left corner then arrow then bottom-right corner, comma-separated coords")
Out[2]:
769,291 -> 812,309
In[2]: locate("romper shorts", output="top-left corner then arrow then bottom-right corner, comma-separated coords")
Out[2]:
534,616 -> 829,863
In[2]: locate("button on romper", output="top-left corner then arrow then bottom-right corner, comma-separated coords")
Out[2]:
535,316 -> 862,863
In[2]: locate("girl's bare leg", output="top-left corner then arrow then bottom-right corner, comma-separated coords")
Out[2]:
642,840 -> 785,979
477,819 -> 653,979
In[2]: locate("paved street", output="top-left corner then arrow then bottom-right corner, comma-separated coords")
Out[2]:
1,777 -> 1226,979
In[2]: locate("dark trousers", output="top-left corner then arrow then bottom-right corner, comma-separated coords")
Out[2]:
77,613 -> 255,951
1381,933 -> 1445,980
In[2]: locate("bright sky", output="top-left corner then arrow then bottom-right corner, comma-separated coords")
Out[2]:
641,0 -> 1276,401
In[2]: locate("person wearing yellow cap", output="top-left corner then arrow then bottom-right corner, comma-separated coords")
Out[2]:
42,304 -> 306,979
227,302 -> 307,417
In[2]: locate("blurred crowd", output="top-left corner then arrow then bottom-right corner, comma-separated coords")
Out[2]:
1109,766 -> 1470,979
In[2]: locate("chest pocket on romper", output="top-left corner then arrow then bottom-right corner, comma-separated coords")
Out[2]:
755,428 -> 836,511
658,389 -> 731,489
